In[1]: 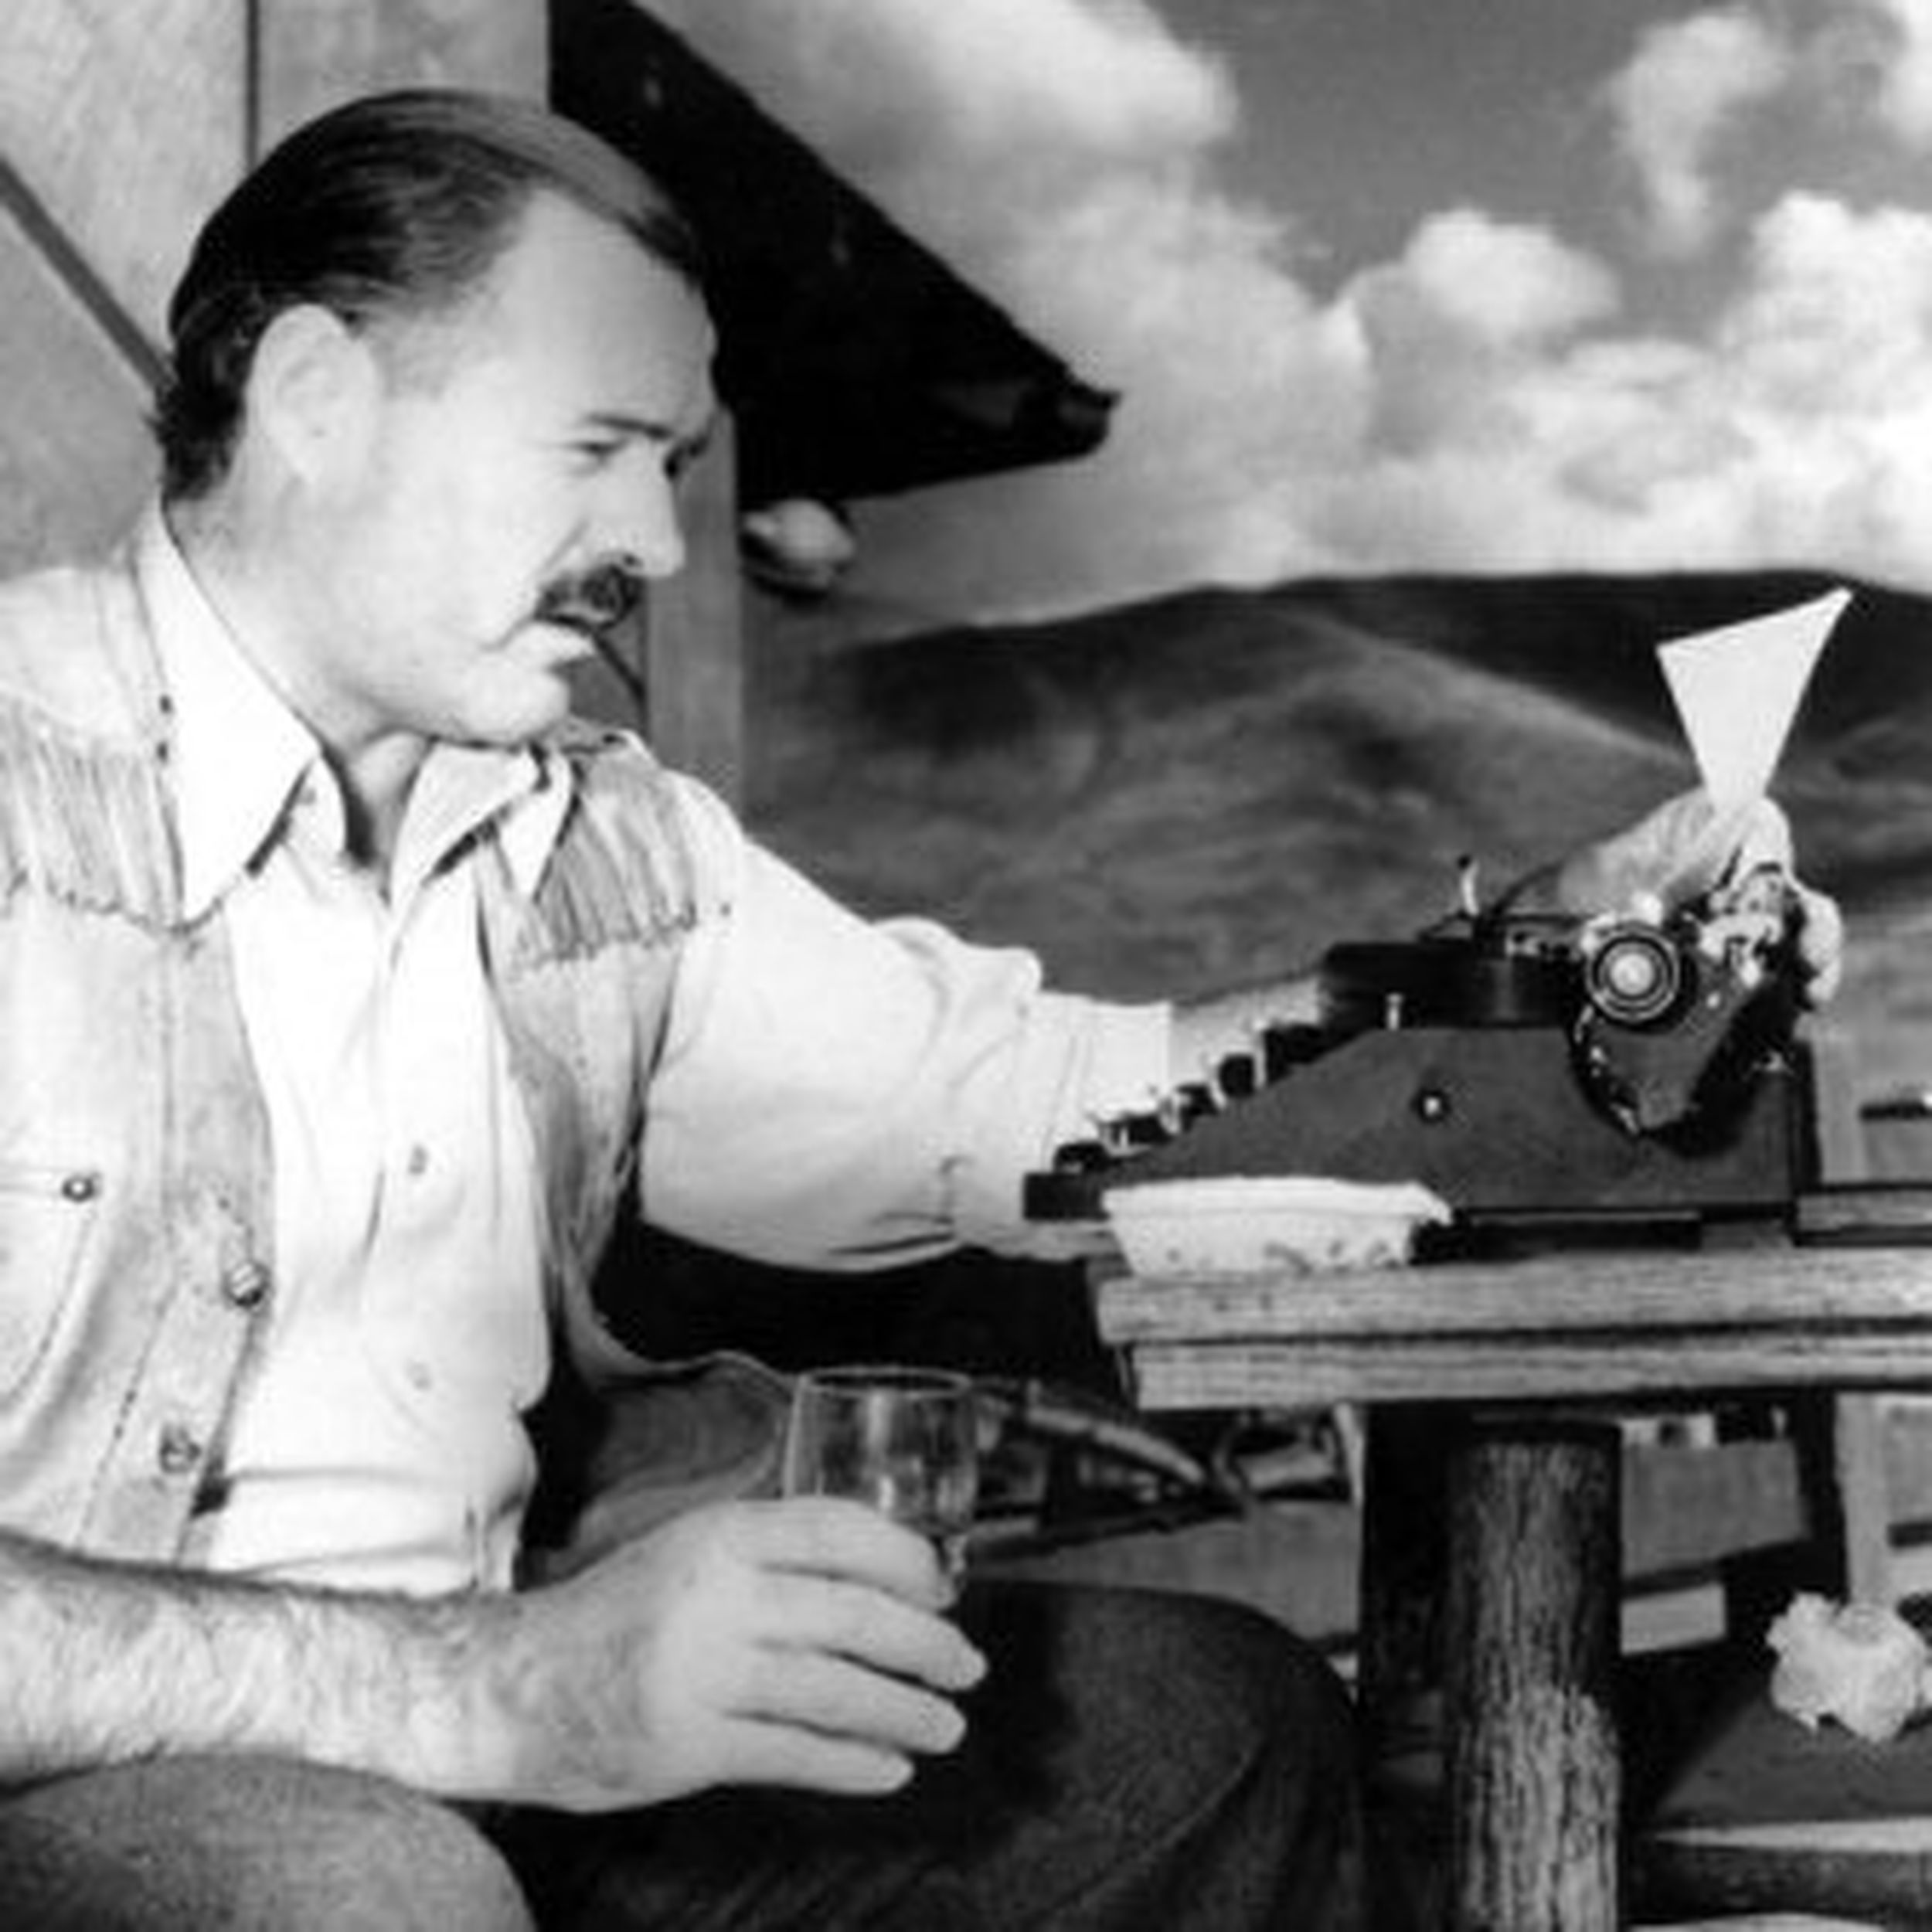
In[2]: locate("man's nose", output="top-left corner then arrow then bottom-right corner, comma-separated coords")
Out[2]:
604,462 -> 686,580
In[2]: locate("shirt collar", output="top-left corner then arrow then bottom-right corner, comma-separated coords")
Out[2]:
390,740 -> 570,911
139,506 -> 317,919
136,505 -> 571,917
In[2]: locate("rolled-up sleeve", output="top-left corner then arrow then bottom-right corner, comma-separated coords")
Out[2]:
641,776 -> 1168,1269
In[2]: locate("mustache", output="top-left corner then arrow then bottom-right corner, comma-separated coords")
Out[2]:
533,560 -> 646,637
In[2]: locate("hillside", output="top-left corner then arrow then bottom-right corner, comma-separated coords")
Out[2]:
745,568 -> 1932,1114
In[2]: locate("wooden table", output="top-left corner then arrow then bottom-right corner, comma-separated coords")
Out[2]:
1094,1235 -> 1932,1930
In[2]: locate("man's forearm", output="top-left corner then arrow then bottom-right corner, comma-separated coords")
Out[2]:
0,1529 -> 511,1795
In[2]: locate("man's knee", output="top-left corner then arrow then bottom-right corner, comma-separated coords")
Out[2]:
970,1580 -> 1355,1774
0,1755 -> 534,1931
1162,1587 -> 1358,1774
1075,1587 -> 1355,1807
949,1583 -> 1364,1927
1071,1590 -> 1366,1926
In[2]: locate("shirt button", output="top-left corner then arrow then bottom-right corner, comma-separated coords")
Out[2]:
60,1172 -> 100,1203
220,1258 -> 272,1311
156,1423 -> 203,1476
404,1359 -> 434,1393
405,1145 -> 431,1179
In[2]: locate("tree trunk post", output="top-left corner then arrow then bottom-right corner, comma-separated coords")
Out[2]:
1444,1415 -> 1622,1931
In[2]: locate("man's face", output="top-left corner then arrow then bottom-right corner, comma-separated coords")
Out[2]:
288,190 -> 717,754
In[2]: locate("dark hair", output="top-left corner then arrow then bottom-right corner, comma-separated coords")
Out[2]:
155,88 -> 703,501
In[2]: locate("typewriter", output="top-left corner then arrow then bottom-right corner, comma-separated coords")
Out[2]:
1026,863 -> 1818,1240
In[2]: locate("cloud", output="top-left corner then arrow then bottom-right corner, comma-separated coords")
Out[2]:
643,0 -> 1355,617
1328,210 -> 1619,472
835,168 -> 1364,620
629,1 -> 1932,628
1313,190 -> 1932,583
1855,0 -> 1932,146
1383,210 -> 1623,349
641,0 -> 1236,257
1604,7 -> 1796,257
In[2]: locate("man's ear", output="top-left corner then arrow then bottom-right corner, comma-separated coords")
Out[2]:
244,304 -> 379,486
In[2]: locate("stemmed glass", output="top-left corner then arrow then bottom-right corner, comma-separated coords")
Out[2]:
781,1365 -> 981,1586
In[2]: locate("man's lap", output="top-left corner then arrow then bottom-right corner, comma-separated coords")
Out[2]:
0,1581 -> 1363,1932
509,1580 -> 1364,1930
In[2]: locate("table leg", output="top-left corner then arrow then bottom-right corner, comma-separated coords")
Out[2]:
1444,1417 -> 1622,1932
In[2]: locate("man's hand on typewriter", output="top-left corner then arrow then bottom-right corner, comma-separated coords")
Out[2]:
1526,787 -> 1844,1007
1169,974 -> 1322,1090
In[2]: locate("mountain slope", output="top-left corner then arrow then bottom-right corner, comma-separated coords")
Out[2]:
748,569 -> 1932,1009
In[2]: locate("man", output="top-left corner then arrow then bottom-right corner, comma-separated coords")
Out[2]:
0,90 -> 1835,1930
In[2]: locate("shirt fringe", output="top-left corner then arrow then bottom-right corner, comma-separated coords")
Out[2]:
519,742 -> 698,962
0,689 -> 696,956
0,707 -> 179,927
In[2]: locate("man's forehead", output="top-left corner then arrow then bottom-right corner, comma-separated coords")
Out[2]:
502,189 -> 709,316
477,194 -> 717,413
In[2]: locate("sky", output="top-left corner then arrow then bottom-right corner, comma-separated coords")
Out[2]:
639,0 -> 1932,633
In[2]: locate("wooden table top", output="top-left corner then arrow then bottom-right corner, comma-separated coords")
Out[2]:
1095,1233 -> 1932,1410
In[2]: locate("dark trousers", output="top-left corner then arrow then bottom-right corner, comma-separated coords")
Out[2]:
0,1580 -> 1364,1930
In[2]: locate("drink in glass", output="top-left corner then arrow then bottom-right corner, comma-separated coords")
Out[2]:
781,1365 -> 980,1584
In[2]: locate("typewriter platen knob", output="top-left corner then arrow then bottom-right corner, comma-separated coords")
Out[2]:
1581,920 -> 1685,1029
